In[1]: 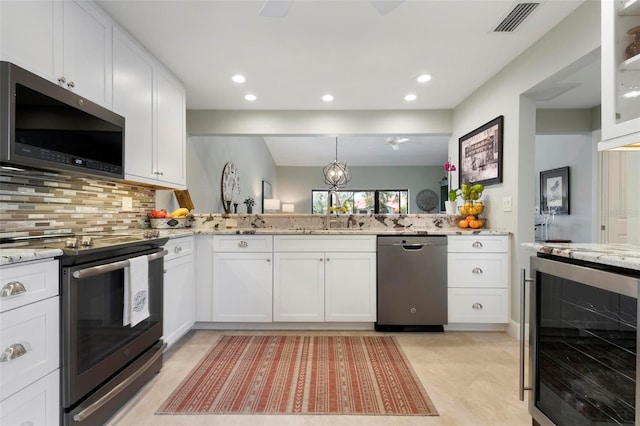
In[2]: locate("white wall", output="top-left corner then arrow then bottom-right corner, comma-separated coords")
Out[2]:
534,134 -> 596,243
276,166 -> 444,213
450,1 -> 600,325
185,136 -> 277,213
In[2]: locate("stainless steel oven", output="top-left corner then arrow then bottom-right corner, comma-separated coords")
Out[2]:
521,255 -> 640,426
59,239 -> 167,425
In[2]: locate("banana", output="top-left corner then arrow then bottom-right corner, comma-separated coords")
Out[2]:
171,207 -> 190,218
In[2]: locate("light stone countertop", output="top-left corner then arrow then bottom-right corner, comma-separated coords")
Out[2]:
0,248 -> 64,266
192,228 -> 510,236
522,242 -> 640,271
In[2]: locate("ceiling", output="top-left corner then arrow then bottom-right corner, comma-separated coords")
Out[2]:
96,0 -> 599,167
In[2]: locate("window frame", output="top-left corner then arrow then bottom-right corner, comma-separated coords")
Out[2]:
311,189 -> 409,214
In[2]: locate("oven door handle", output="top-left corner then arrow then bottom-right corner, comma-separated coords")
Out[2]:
519,268 -> 533,401
72,250 -> 168,279
72,342 -> 167,422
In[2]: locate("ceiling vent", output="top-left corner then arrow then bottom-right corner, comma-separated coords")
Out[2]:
493,2 -> 540,32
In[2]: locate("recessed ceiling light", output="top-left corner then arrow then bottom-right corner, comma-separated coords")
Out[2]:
232,74 -> 246,83
416,74 -> 432,83
404,94 -> 417,101
322,94 -> 334,102
244,94 -> 257,101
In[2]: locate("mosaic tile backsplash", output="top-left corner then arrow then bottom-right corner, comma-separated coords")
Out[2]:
1,169 -> 154,243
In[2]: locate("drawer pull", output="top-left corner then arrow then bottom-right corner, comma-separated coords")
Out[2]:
174,245 -> 182,253
0,342 -> 31,362
237,241 -> 248,248
0,281 -> 26,298
472,267 -> 483,274
472,303 -> 483,310
472,241 -> 483,248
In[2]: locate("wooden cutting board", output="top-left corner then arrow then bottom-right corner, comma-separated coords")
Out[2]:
174,189 -> 194,211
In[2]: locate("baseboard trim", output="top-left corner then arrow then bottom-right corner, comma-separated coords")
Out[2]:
192,322 -> 376,331
507,319 -> 529,340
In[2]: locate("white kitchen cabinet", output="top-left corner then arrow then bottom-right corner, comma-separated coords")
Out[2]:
112,25 -> 186,188
0,370 -> 59,426
162,236 -> 195,349
212,236 -> 273,322
600,0 -> 640,150
0,0 -> 112,108
195,235 -> 214,321
273,235 -> 376,323
447,235 -> 509,323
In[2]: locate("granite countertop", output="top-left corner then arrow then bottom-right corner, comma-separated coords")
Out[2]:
0,248 -> 64,266
193,228 -> 510,236
522,242 -> 640,271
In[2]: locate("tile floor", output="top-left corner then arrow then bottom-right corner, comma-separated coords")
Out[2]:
107,330 -> 531,426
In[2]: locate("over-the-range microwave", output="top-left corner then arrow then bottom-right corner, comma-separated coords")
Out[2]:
0,61 -> 125,179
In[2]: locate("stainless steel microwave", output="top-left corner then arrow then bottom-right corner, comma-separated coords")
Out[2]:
0,61 -> 125,179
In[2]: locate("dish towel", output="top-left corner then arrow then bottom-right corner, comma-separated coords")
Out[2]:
123,255 -> 150,327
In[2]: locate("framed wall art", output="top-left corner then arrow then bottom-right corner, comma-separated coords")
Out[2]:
540,166 -> 570,215
458,115 -> 504,187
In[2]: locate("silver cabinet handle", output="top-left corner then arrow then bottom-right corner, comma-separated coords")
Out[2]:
472,302 -> 483,310
472,267 -> 483,274
519,268 -> 533,401
326,258 -> 330,261
237,241 -> 248,248
320,258 -> 324,262
67,80 -> 75,88
0,342 -> 31,362
0,281 -> 26,298
472,241 -> 483,248
266,258 -> 271,262
174,245 -> 182,253
153,171 -> 164,176
58,76 -> 66,84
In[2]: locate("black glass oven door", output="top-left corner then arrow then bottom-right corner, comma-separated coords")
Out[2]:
61,249 -> 163,407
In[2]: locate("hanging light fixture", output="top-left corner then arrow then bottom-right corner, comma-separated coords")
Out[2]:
322,137 -> 351,189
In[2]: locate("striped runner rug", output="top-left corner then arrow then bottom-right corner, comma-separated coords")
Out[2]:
156,335 -> 438,416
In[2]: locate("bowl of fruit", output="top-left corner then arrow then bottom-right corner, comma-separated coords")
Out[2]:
457,183 -> 485,229
148,208 -> 190,229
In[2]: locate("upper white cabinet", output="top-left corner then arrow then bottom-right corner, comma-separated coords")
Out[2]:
0,0 -> 112,108
112,26 -> 186,188
600,0 -> 640,150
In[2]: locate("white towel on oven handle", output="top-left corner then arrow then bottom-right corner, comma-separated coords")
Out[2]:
123,255 -> 150,327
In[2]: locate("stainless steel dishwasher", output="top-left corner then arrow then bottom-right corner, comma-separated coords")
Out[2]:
376,235 -> 447,331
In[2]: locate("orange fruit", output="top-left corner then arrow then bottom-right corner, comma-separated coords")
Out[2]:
459,219 -> 469,228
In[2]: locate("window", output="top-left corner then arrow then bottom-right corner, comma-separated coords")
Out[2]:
311,189 -> 409,214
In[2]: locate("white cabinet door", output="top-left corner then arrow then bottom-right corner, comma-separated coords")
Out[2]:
0,369 -> 59,426
156,66 -> 186,187
273,252 -> 325,322
213,252 -> 273,322
0,0 -> 59,81
113,26 -> 155,182
324,252 -> 376,322
163,252 -> 195,349
195,235 -> 214,321
62,0 -> 112,107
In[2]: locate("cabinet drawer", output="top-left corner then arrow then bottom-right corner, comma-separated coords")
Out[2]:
447,253 -> 509,288
447,235 -> 509,253
0,369 -> 59,424
213,235 -> 273,252
164,235 -> 194,261
0,296 -> 59,401
0,259 -> 59,313
274,235 -> 376,252
448,288 -> 508,323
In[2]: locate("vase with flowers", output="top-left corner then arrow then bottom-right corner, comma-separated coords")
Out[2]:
443,159 -> 459,214
243,196 -> 255,214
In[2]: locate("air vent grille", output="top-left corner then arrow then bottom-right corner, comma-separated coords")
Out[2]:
494,2 -> 539,32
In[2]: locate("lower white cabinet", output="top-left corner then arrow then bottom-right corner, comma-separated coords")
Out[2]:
212,236 -> 273,322
163,236 -> 195,348
0,369 -> 59,426
195,235 -> 214,321
273,235 -> 376,322
447,235 -> 510,324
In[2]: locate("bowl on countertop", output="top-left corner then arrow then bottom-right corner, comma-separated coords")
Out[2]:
149,218 -> 187,229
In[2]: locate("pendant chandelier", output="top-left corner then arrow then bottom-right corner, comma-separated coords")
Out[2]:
322,137 -> 351,189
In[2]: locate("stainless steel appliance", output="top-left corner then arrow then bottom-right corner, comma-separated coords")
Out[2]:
521,255 -> 640,425
376,235 -> 447,331
50,234 -> 168,425
0,61 -> 125,179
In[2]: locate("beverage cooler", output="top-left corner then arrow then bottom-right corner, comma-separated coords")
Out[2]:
521,255 -> 640,426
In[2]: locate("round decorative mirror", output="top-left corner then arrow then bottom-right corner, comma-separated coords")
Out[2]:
416,189 -> 438,212
221,162 -> 240,213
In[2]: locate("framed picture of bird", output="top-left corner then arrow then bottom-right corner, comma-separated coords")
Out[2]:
540,166 -> 570,215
